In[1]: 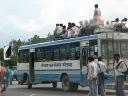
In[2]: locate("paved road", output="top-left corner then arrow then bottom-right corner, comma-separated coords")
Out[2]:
5,82 -> 115,96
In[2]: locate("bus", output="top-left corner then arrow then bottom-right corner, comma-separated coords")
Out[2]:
17,31 -> 128,91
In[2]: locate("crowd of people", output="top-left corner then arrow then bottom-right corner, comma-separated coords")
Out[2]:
111,17 -> 128,32
52,4 -> 128,40
87,54 -> 127,96
53,21 -> 87,40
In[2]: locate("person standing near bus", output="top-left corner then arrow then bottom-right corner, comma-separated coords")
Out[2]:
1,63 -> 7,91
87,56 -> 98,96
97,56 -> 107,96
6,67 -> 13,87
114,54 -> 127,96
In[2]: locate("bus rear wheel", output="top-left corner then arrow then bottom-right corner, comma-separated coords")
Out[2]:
27,83 -> 32,89
52,82 -> 57,88
62,75 -> 70,91
62,75 -> 78,91
71,83 -> 78,91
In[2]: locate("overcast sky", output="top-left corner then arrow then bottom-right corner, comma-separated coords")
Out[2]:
0,0 -> 128,47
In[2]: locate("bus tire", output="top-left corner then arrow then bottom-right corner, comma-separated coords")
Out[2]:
71,83 -> 78,91
52,82 -> 57,88
18,80 -> 22,85
22,73 -> 28,84
62,75 -> 72,91
27,83 -> 32,89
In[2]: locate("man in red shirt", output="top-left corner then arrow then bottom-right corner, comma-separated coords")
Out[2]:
1,63 -> 7,91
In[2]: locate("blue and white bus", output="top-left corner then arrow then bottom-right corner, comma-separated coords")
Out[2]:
17,31 -> 128,91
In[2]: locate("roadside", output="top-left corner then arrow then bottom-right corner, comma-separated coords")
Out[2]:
6,81 -> 128,95
0,87 -> 5,96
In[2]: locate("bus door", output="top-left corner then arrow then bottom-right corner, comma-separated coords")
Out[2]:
80,41 -> 89,85
80,41 -> 89,67
29,48 -> 35,82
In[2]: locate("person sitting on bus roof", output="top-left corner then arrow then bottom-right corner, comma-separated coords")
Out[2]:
54,23 -> 64,40
71,23 -> 80,37
53,23 -> 60,40
121,18 -> 128,29
67,27 -> 74,38
112,18 -> 120,27
61,25 -> 68,39
112,18 -> 123,31
79,20 -> 86,36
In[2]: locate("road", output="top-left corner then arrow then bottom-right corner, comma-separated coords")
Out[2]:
5,81 -> 115,96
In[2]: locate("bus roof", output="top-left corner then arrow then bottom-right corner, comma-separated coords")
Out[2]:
19,34 -> 98,50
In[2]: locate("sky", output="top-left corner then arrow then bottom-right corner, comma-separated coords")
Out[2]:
0,0 -> 128,47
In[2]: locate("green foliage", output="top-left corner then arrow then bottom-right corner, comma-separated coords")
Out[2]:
8,34 -> 48,66
0,48 -> 3,61
9,39 -> 23,56
28,35 -> 48,44
10,55 -> 18,66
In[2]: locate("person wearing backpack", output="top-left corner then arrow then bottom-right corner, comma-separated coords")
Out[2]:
114,54 -> 127,96
97,56 -> 107,96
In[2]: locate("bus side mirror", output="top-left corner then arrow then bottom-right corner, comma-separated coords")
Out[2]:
4,46 -> 11,60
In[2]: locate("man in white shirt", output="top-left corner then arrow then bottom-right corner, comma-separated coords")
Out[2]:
87,56 -> 98,96
93,4 -> 105,27
97,56 -> 107,96
114,54 -> 127,96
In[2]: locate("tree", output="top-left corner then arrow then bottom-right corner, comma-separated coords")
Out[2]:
47,32 -> 54,41
0,48 -> 4,61
28,35 -> 48,44
8,35 -> 48,66
9,39 -> 23,66
9,39 -> 22,56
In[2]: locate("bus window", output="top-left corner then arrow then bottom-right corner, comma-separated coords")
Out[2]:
54,48 -> 60,60
101,40 -> 120,59
36,48 -> 44,61
120,41 -> 128,57
68,42 -> 80,60
75,47 -> 80,59
89,40 -> 98,56
45,50 -> 51,61
60,47 -> 67,60
19,49 -> 29,63
70,47 -> 76,60
108,41 -> 113,58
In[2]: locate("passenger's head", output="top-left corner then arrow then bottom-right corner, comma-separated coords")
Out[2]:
88,56 -> 94,62
56,23 -> 59,26
124,18 -> 127,21
60,23 -> 63,27
95,4 -> 98,8
98,56 -> 103,61
113,54 -> 120,62
63,25 -> 66,29
115,18 -> 119,22
68,22 -> 72,28
72,23 -> 75,27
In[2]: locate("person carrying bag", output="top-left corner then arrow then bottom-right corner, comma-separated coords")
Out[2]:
97,56 -> 107,96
